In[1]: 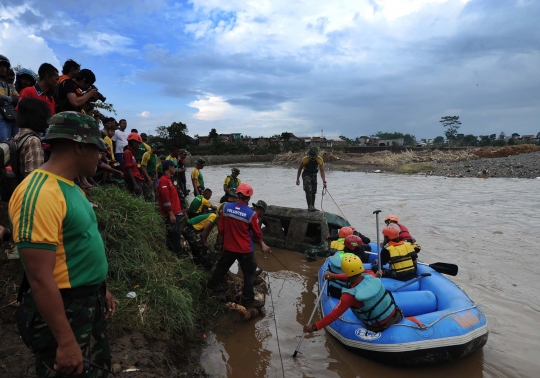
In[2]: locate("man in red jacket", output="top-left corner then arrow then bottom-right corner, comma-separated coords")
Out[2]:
207,183 -> 271,308
157,160 -> 184,254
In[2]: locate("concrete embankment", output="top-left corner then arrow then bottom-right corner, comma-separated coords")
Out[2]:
185,154 -> 274,166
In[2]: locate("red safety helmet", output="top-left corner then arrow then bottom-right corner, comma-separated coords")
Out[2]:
236,183 -> 254,197
385,214 -> 399,223
338,226 -> 354,238
382,226 -> 400,240
344,235 -> 363,250
127,132 -> 143,143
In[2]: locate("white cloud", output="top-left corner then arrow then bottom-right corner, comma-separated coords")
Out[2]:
0,21 -> 60,70
74,32 -> 135,55
137,111 -> 151,117
188,94 -> 244,121
185,0 -> 461,56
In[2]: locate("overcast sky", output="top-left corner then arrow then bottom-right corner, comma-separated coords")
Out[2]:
1,0 -> 538,139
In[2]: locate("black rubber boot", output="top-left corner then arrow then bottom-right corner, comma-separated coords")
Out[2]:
312,194 -> 319,211
306,194 -> 316,211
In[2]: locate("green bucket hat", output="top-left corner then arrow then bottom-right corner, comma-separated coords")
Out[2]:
43,111 -> 107,150
252,200 -> 267,212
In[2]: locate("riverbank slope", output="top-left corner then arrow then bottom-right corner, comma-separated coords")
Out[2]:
271,144 -> 540,178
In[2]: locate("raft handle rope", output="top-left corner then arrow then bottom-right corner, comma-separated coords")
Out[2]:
262,253 -> 286,378
321,188 -> 349,222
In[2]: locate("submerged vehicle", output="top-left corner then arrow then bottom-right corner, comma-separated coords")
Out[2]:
261,205 -> 349,255
317,258 -> 489,366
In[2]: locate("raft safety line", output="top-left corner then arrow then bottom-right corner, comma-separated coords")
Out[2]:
262,253 -> 286,378
271,253 -> 292,272
321,188 -> 349,222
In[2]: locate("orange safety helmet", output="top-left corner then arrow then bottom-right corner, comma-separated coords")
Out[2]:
382,226 -> 400,240
127,132 -> 143,143
338,226 -> 354,238
385,214 -> 399,223
344,235 -> 363,250
236,183 -> 254,197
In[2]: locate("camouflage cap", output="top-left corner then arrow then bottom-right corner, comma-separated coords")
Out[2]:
308,147 -> 318,157
252,200 -> 267,212
43,111 -> 107,150
231,167 -> 240,174
196,158 -> 206,165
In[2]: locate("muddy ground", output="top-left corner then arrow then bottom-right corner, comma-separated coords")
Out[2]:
272,144 -> 540,179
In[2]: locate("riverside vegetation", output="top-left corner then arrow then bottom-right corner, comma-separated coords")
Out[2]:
0,186 -> 222,377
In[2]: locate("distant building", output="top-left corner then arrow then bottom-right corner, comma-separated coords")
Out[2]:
198,136 -> 211,145
522,135 -> 535,140
368,137 -> 404,146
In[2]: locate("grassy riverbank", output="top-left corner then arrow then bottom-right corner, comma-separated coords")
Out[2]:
0,186 -> 220,377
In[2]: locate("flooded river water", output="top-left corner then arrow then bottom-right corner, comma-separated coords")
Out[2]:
197,165 -> 540,377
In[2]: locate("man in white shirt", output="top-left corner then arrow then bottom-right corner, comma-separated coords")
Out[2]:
112,118 -> 128,171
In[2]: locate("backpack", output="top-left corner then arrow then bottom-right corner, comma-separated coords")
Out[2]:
0,132 -> 38,202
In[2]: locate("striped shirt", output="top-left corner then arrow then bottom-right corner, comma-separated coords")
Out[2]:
8,169 -> 108,289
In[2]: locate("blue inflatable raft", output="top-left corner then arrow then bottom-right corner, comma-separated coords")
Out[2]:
318,246 -> 488,366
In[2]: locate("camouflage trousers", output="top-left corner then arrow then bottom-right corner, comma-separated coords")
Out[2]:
302,171 -> 318,194
16,289 -> 111,377
179,221 -> 213,269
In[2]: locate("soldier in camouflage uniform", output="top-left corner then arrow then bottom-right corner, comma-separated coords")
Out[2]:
9,111 -> 115,377
296,147 -> 327,211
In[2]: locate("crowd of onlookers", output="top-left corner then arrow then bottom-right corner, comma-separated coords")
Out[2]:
0,54 -> 190,199
0,53 -> 258,259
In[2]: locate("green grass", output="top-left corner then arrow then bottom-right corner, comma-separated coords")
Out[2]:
394,162 -> 436,174
90,186 -> 220,341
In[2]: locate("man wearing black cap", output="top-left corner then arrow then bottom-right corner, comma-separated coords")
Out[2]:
55,68 -> 99,113
157,160 -> 184,254
296,147 -> 327,211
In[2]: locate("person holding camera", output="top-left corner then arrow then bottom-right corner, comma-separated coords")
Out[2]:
55,68 -> 99,113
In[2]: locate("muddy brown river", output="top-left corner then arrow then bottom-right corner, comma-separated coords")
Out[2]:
197,165 -> 540,377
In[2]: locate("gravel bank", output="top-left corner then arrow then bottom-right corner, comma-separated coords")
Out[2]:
430,151 -> 540,179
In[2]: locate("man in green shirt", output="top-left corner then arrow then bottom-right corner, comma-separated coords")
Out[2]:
140,142 -> 164,200
188,188 -> 217,218
220,167 -> 241,203
191,158 -> 206,196
135,132 -> 151,166
9,111 -> 115,377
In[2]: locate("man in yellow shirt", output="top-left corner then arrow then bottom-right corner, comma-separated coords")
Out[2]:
9,111 -> 116,377
191,158 -> 206,196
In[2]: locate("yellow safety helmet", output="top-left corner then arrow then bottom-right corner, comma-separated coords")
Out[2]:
341,254 -> 365,277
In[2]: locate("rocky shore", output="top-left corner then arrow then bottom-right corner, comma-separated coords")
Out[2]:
429,151 -> 540,179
